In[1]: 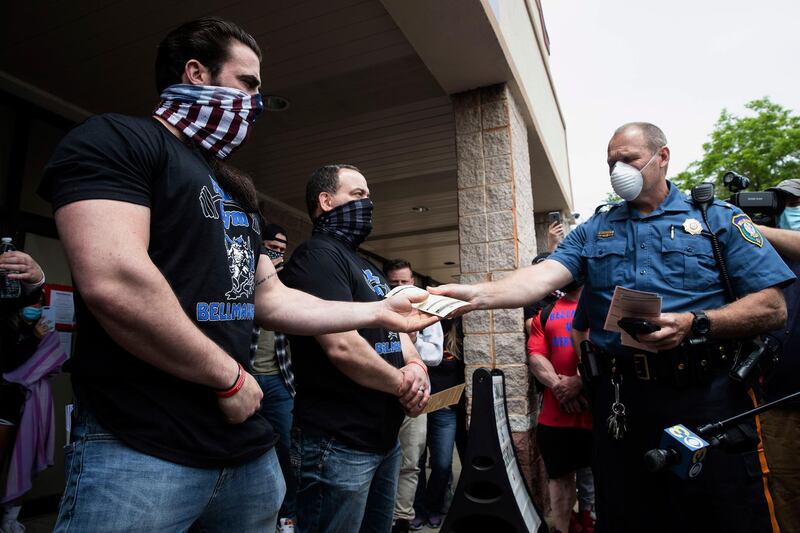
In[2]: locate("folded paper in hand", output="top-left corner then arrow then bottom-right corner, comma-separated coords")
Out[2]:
385,285 -> 469,318
421,384 -> 465,414
603,286 -> 662,352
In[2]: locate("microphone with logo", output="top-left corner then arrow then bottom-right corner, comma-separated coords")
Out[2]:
647,391 -> 800,480
643,424 -> 710,480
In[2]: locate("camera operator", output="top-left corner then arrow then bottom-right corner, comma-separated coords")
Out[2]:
753,178 -> 800,533
756,179 -> 800,261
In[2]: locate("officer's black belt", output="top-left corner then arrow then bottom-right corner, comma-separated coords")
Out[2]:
598,342 -> 735,386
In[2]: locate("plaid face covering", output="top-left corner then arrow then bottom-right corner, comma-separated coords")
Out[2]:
264,248 -> 284,261
154,84 -> 264,159
264,248 -> 285,269
313,198 -> 374,249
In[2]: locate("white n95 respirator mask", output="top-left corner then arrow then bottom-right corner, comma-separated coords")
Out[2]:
609,149 -> 662,202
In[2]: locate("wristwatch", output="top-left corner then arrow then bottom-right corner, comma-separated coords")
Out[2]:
691,311 -> 711,337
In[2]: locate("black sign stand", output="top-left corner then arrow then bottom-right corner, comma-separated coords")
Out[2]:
442,368 -> 547,533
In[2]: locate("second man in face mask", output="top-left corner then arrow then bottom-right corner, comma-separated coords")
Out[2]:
280,164 -> 431,533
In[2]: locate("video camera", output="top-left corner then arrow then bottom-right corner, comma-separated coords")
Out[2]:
724,171 -> 784,226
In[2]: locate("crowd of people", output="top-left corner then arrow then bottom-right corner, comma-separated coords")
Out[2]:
0,250 -> 67,533
0,15 -> 798,533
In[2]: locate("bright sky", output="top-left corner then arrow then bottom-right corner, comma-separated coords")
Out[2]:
541,0 -> 800,221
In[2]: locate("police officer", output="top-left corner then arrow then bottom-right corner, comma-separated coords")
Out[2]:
432,122 -> 794,533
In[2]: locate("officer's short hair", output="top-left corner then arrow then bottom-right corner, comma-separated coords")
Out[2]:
614,122 -> 668,154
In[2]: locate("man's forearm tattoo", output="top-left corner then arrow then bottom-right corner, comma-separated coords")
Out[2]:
255,272 -> 277,287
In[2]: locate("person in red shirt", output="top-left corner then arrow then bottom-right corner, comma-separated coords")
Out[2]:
527,281 -> 594,533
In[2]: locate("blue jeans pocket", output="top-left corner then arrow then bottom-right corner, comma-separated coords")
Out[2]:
56,439 -> 86,530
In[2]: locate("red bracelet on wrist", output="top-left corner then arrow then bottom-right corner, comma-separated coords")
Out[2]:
407,359 -> 428,376
215,363 -> 246,398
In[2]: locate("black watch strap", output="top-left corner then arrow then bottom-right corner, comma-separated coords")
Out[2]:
691,311 -> 711,336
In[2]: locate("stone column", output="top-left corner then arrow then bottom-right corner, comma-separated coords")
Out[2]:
453,84 -> 546,502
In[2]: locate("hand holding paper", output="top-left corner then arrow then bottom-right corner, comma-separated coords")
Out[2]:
386,285 -> 470,318
603,286 -> 662,352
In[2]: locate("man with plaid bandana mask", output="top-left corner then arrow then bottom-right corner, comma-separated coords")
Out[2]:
42,19 -> 436,533
281,164 -> 431,533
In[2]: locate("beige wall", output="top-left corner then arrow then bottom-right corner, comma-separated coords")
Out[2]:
481,0 -> 573,210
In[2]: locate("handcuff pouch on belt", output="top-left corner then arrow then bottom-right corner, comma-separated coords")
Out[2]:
578,340 -> 602,386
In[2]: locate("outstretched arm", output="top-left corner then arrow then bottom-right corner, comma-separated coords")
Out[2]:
429,259 -> 573,313
254,257 -> 439,334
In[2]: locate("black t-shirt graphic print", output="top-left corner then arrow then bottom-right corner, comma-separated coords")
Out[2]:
281,233 -> 405,452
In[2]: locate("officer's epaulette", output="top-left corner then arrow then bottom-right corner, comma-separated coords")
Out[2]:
713,199 -> 735,210
683,197 -> 734,210
594,202 -> 622,214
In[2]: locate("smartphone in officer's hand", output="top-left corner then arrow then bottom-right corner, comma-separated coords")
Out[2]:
548,211 -> 562,225
617,318 -> 661,341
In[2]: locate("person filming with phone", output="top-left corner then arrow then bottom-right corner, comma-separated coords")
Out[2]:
547,211 -> 565,252
431,122 -> 794,533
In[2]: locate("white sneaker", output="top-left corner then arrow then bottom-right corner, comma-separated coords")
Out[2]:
0,520 -> 26,533
278,518 -> 295,533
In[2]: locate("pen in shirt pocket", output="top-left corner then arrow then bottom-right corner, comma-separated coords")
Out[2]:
670,225 -> 674,239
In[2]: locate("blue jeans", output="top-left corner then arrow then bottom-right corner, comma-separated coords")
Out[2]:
54,408 -> 284,532
291,427 -> 402,533
414,407 -> 457,517
255,373 -> 296,519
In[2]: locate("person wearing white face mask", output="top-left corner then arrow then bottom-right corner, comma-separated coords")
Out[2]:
429,122 -> 795,532
608,144 -> 664,202
752,179 -> 800,533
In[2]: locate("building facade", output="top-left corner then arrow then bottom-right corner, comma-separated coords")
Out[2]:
0,0 -> 572,509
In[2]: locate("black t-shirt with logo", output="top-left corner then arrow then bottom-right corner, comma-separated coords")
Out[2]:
43,114 -> 275,467
281,233 -> 405,452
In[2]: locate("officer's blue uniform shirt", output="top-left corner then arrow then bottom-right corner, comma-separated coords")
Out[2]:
552,181 -> 795,355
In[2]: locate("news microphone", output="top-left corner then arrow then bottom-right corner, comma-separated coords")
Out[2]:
644,424 -> 710,480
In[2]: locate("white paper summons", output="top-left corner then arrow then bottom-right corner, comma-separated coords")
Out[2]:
385,285 -> 470,318
603,286 -> 662,351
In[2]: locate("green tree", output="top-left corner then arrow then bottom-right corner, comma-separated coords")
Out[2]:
672,97 -> 800,192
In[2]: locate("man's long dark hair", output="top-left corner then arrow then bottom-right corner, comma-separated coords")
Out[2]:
155,17 -> 262,94
209,158 -> 259,213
